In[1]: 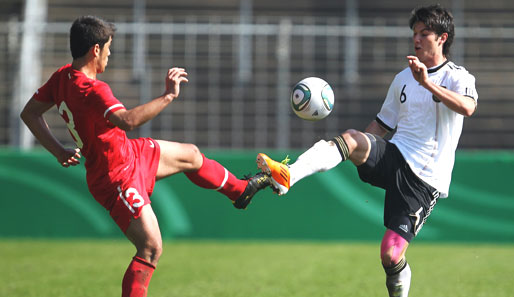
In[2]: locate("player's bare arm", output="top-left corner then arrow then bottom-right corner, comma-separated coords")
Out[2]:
365,120 -> 389,138
109,67 -> 189,131
20,98 -> 81,167
407,55 -> 476,117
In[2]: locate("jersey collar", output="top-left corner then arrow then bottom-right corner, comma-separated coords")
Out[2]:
427,60 -> 449,74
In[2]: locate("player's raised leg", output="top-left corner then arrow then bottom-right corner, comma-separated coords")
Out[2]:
257,129 -> 370,195
156,140 -> 270,209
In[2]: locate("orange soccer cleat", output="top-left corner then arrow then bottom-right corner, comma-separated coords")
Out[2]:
256,153 -> 290,195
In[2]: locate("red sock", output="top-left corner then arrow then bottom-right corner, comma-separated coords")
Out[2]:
184,154 -> 248,200
122,256 -> 156,297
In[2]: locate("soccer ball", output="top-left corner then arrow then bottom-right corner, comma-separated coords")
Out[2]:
291,77 -> 334,121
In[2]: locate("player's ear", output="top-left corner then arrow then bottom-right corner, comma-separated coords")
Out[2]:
92,43 -> 101,58
438,32 -> 448,45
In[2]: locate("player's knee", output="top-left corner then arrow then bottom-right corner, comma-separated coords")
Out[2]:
343,128 -> 359,137
340,129 -> 368,160
142,240 -> 162,265
343,129 -> 365,144
381,249 -> 398,267
184,143 -> 203,170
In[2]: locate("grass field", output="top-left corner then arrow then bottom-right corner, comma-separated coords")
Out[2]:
2,239 -> 513,297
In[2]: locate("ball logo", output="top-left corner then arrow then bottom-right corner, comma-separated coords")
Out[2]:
291,84 -> 311,111
321,84 -> 334,111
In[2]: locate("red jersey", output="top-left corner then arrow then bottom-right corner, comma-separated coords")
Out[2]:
33,64 -> 144,207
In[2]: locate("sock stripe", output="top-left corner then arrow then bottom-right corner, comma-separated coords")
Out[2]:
215,168 -> 229,191
331,135 -> 349,161
133,256 -> 156,270
383,257 -> 407,276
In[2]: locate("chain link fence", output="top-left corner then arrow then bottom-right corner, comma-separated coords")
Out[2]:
2,12 -> 514,150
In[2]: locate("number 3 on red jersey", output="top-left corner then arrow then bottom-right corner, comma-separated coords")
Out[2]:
58,101 -> 84,149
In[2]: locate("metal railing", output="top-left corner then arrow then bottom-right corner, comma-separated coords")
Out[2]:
2,16 -> 514,149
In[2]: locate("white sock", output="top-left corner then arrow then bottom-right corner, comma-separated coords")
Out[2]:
289,140 -> 343,187
386,263 -> 411,297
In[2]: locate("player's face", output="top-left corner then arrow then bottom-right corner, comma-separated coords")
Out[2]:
412,22 -> 445,67
97,37 -> 112,74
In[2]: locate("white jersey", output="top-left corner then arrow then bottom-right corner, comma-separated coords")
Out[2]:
376,61 -> 478,197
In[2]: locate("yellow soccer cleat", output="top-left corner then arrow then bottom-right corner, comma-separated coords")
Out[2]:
256,153 -> 290,195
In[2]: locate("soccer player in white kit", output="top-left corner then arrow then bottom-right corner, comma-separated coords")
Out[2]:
257,5 -> 477,297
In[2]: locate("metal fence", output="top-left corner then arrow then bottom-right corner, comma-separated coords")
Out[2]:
2,15 -> 514,150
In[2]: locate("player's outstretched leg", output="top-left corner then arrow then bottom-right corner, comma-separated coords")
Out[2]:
257,138 -> 348,195
233,172 -> 272,209
185,154 -> 271,209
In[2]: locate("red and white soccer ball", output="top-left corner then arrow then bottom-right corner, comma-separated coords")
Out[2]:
291,77 -> 334,121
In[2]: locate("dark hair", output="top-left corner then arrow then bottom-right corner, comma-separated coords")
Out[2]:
70,16 -> 116,59
409,4 -> 454,57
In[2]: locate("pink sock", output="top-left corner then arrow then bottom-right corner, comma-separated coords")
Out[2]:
184,154 -> 247,200
122,256 -> 156,297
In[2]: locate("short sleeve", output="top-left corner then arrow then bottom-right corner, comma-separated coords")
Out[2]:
376,75 -> 401,131
450,71 -> 478,102
88,81 -> 126,119
33,71 -> 58,103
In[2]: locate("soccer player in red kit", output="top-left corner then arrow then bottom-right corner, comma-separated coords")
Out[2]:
20,16 -> 270,297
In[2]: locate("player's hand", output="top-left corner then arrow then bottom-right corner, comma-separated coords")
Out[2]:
58,148 -> 81,167
407,55 -> 429,85
164,67 -> 189,101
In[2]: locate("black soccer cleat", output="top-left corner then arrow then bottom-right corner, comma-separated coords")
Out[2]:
233,172 -> 272,209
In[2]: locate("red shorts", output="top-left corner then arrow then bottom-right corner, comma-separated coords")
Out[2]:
90,138 -> 161,233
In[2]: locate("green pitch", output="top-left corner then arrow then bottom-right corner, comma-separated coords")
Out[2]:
2,240 -> 513,297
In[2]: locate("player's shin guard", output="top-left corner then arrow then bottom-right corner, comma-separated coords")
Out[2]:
122,256 -> 156,297
384,258 -> 411,297
185,154 -> 247,200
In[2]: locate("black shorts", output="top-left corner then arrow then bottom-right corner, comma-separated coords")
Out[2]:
357,133 -> 440,242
